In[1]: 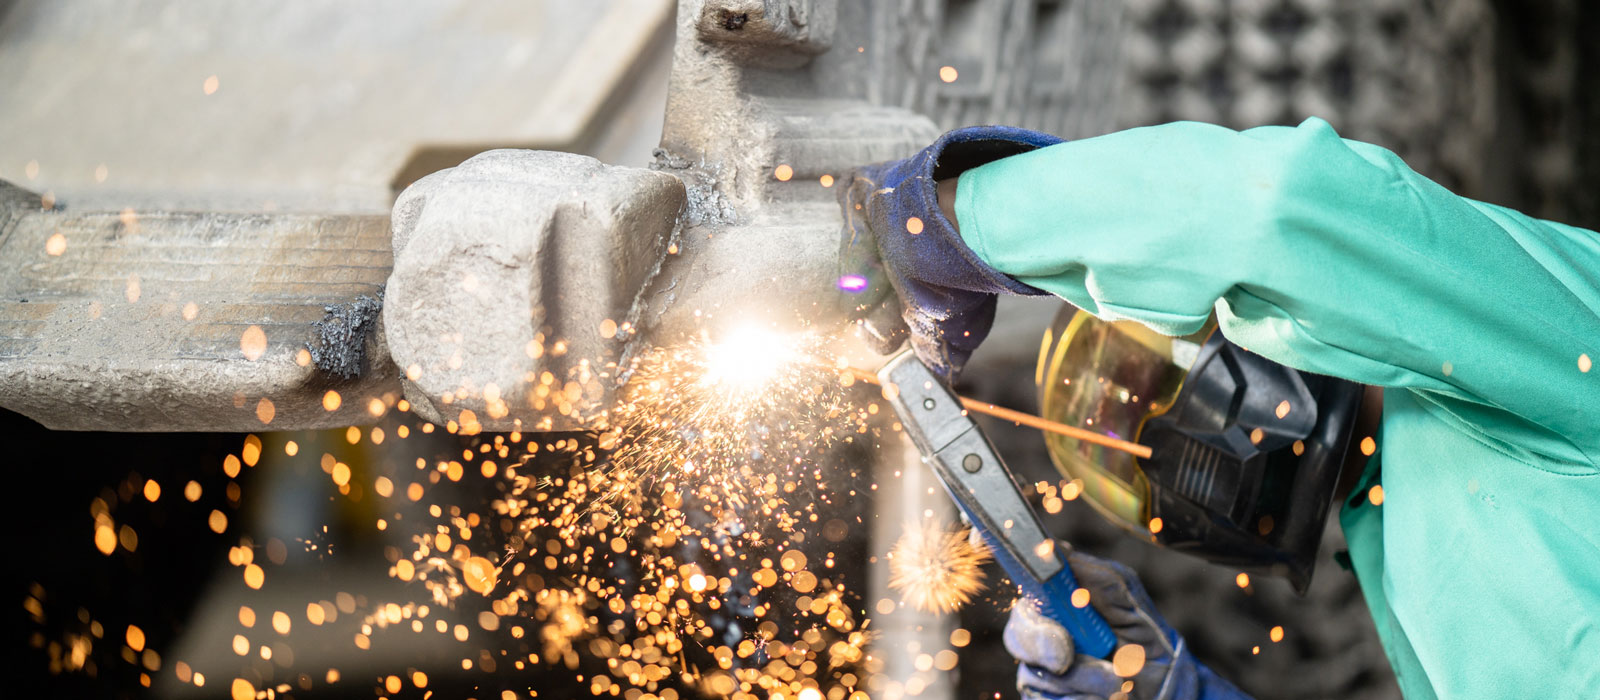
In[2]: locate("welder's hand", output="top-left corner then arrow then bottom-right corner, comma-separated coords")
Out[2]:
836,126 -> 1061,381
1005,549 -> 1253,700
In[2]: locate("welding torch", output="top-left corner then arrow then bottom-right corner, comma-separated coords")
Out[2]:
871,350 -> 1121,659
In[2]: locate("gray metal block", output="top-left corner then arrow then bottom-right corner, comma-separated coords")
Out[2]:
382,0 -> 940,427
0,181 -> 396,431
384,150 -> 684,432
690,0 -> 837,65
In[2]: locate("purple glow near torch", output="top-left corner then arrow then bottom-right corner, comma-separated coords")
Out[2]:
837,274 -> 869,293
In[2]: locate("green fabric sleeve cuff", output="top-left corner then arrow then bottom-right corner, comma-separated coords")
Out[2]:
953,167 -> 991,269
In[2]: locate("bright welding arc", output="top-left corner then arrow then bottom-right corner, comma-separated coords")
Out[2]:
699,325 -> 802,397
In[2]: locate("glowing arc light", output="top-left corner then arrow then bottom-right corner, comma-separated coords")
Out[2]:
698,326 -> 802,396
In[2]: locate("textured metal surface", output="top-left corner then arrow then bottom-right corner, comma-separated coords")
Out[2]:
384,150 -> 684,431
377,0 -> 1133,433
0,181 -> 396,431
0,0 -> 676,430
384,0 -> 944,431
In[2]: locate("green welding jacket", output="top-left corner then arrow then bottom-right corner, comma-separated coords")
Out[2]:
954,117 -> 1600,698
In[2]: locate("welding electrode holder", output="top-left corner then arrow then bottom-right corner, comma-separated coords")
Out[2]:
878,351 -> 1118,659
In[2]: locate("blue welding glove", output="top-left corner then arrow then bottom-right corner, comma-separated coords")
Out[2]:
837,126 -> 1061,381
1005,549 -> 1253,700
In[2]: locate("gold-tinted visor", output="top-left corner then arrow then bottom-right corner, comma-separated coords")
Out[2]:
1034,307 -> 1214,535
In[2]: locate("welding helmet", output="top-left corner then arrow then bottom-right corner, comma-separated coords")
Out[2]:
1035,306 -> 1361,592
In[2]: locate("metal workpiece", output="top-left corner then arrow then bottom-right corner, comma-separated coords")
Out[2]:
656,0 -> 939,212
0,181 -> 397,431
631,201 -> 845,340
0,0 -> 1128,432
0,0 -> 1121,433
383,150 -> 685,431
386,0 -> 940,428
689,0 -> 837,65
643,0 -> 942,340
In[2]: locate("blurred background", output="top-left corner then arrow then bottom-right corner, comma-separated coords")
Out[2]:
6,1 -> 1598,699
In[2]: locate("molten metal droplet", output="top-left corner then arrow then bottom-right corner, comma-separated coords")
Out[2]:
1112,643 -> 1146,677
240,326 -> 266,361
243,564 -> 264,589
939,66 -> 959,83
464,557 -> 497,595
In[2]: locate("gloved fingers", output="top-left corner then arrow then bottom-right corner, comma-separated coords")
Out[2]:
1006,547 -> 1213,700
1016,657 -> 1127,700
905,291 -> 997,381
856,295 -> 908,354
836,169 -> 896,315
1020,651 -> 1203,700
1004,598 -> 1076,674
1019,690 -> 1112,700
1064,550 -> 1181,659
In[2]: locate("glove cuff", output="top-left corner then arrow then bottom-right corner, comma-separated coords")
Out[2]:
896,126 -> 1063,296
931,125 -> 1067,181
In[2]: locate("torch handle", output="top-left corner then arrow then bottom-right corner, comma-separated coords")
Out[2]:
879,352 -> 1117,659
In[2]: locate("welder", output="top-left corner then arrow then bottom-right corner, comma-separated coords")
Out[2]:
838,118 -> 1600,699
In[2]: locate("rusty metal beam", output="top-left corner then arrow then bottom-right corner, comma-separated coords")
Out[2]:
0,182 -> 397,431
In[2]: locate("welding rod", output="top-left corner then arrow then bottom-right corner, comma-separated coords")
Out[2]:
843,366 -> 1154,460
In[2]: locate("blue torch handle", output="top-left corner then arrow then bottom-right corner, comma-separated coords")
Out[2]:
958,502 -> 1118,659
878,350 -> 1117,659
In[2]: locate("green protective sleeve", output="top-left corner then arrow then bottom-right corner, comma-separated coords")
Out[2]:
955,117 -> 1600,468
